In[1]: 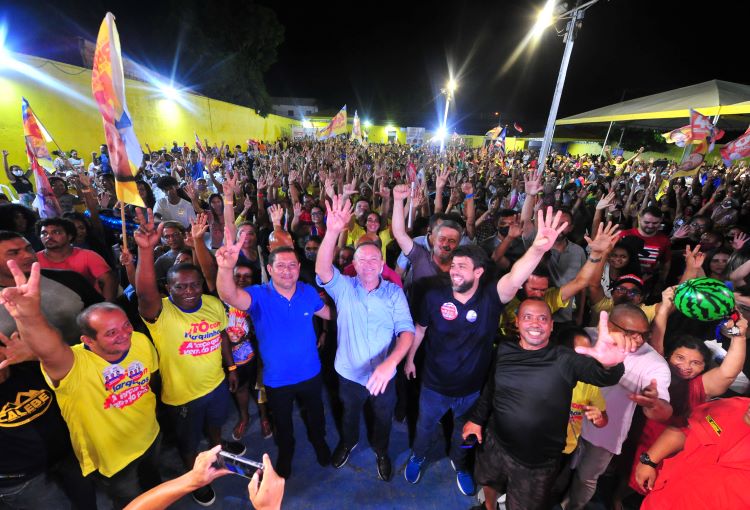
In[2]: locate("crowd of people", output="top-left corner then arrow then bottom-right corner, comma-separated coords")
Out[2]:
1,136 -> 749,510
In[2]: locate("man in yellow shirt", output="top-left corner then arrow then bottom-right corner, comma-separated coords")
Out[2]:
499,222 -> 621,337
134,209 -> 241,506
0,261 -> 160,509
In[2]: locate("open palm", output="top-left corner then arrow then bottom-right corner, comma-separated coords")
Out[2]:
575,311 -> 626,368
532,207 -> 567,252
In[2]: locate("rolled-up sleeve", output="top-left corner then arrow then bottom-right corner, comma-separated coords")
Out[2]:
391,286 -> 415,336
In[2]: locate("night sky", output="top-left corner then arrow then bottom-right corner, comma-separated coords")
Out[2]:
5,0 -> 750,134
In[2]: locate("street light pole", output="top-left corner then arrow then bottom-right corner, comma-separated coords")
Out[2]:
535,0 -> 599,175
440,93 -> 452,152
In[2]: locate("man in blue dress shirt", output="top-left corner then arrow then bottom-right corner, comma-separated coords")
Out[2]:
316,194 -> 415,482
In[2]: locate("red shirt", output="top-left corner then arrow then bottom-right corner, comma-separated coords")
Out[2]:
37,247 -> 112,294
641,397 -> 750,510
619,228 -> 671,278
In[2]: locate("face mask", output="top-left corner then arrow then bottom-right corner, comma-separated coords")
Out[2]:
304,250 -> 317,261
12,169 -> 24,177
722,201 -> 734,209
498,226 -> 510,237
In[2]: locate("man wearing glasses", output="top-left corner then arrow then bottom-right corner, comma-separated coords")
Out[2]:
589,274 -> 660,324
563,304 -> 673,510
216,239 -> 333,480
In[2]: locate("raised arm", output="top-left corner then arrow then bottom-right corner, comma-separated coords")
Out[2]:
520,172 -> 542,238
391,184 -> 415,256
461,181 -> 476,240
496,207 -> 569,303
560,222 -> 619,302
134,209 -> 165,322
190,214 -> 218,292
215,226 -> 252,310
316,194 -> 352,284
702,315 -> 747,397
0,261 -> 74,384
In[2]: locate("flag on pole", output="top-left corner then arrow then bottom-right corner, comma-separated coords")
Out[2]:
720,125 -> 750,166
513,122 -> 524,133
195,132 -> 206,156
25,140 -> 58,218
21,98 -> 56,174
318,105 -> 347,140
486,126 -> 502,140
670,139 -> 709,180
351,110 -> 362,141
495,127 -> 507,169
91,12 -> 145,207
663,110 -> 725,148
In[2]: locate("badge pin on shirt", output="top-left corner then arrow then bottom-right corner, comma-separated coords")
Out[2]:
466,310 -> 478,323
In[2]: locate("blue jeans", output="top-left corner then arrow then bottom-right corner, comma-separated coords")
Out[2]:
338,375 -> 396,456
412,386 -> 480,471
0,471 -> 69,510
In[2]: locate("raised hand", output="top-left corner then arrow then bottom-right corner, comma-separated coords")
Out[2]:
268,204 -> 285,226
191,213 -> 210,239
215,226 -> 247,269
524,172 -> 543,195
732,231 -> 749,251
575,311 -> 626,367
133,208 -> 164,250
531,207 -> 568,253
684,245 -> 705,271
293,202 -> 302,218
672,224 -> 690,239
596,191 -> 616,211
0,330 -> 35,369
392,183 -> 411,201
435,166 -> 450,189
324,194 -> 353,234
342,179 -> 357,197
585,222 -> 620,256
0,261 -> 42,320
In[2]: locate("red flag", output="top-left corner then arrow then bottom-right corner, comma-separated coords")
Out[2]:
406,161 -> 417,182
513,122 -> 523,133
720,125 -> 750,166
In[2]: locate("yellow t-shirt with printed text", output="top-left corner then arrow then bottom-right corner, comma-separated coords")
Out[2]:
42,332 -> 160,477
564,381 -> 607,454
145,296 -> 227,406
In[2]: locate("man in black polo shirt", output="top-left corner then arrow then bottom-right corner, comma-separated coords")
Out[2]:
0,346 -> 96,508
463,300 -> 626,510
402,206 -> 573,496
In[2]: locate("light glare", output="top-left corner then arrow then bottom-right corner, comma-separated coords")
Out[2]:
532,0 -> 556,37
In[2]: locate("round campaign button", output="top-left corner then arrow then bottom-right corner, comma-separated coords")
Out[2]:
466,310 -> 478,323
440,302 -> 458,320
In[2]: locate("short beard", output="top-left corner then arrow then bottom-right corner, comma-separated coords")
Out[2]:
452,278 -> 474,293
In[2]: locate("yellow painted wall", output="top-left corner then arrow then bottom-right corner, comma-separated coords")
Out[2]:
0,52 -> 301,187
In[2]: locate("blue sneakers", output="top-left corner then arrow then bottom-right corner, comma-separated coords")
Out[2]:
404,454 -> 426,484
452,460 -> 476,496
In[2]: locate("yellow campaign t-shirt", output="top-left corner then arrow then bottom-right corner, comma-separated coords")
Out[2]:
42,332 -> 160,477
145,296 -> 227,406
499,287 -> 569,337
564,382 -> 607,454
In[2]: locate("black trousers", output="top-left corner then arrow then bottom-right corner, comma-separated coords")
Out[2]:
264,373 -> 328,478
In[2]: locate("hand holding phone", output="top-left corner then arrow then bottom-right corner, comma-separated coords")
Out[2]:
215,450 -> 264,478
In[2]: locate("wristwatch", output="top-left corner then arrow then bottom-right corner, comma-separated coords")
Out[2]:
639,452 -> 658,468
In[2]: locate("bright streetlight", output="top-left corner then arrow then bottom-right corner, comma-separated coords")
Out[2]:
363,119 -> 372,128
439,77 -> 458,152
534,0 -> 600,175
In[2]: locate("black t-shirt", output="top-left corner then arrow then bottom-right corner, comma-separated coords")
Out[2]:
468,342 -> 624,467
416,282 -> 504,397
0,362 -> 72,484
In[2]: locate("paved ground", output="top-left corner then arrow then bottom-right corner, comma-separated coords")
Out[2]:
97,387 -> 641,510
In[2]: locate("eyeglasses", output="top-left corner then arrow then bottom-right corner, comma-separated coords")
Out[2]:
612,286 -> 642,297
608,318 -> 650,342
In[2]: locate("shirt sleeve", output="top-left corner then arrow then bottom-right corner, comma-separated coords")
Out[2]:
315,266 -> 350,304
391,287 -> 415,335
